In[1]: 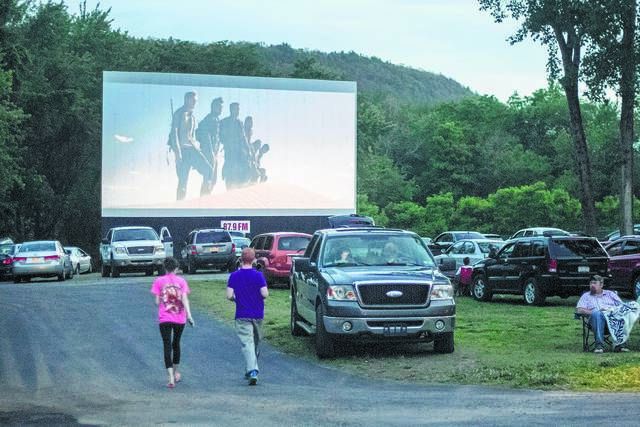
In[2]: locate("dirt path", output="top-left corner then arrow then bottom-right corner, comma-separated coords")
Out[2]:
1,277 -> 639,426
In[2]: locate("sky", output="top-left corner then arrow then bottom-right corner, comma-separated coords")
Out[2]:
68,0 -> 550,102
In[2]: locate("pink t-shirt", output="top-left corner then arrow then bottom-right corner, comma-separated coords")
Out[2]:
151,273 -> 191,324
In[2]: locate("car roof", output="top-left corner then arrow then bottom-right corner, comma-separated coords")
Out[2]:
319,227 -> 414,236
192,228 -> 227,233
253,232 -> 312,237
112,226 -> 154,230
455,239 -> 504,244
21,240 -> 58,244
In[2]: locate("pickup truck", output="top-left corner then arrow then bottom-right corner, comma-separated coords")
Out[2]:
290,227 -> 455,358
100,226 -> 173,278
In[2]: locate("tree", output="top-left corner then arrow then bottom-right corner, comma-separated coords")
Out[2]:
479,0 -> 598,234
582,0 -> 638,236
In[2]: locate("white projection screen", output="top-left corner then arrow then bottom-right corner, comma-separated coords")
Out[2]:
102,71 -> 357,217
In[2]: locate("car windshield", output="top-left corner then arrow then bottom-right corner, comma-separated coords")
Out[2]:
20,242 -> 56,252
196,231 -> 231,244
478,241 -> 505,254
550,239 -> 607,257
113,228 -> 158,242
232,237 -> 251,247
322,234 -> 435,267
453,232 -> 484,240
278,236 -> 311,251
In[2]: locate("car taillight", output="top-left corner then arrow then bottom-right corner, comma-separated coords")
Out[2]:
44,255 -> 60,261
548,259 -> 558,273
189,245 -> 197,255
274,256 -> 287,265
2,257 -> 12,265
231,243 -> 236,253
13,257 -> 26,263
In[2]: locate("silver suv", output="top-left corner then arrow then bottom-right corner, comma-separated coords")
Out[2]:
180,229 -> 236,274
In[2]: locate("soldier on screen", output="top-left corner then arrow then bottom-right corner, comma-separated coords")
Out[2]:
196,97 -> 223,191
168,91 -> 214,200
219,102 -> 252,190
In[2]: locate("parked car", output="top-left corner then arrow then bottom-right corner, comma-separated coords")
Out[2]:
13,240 -> 74,283
232,236 -> 251,258
100,226 -> 171,277
605,236 -> 640,299
482,233 -> 503,240
429,231 -> 486,256
327,214 -> 375,228
64,246 -> 93,274
602,225 -> 640,245
290,227 -> 455,358
0,243 -> 19,280
180,228 -> 236,274
228,230 -> 251,239
250,232 -> 312,285
434,239 -> 505,277
0,237 -> 14,245
471,236 -> 608,305
509,227 -> 570,240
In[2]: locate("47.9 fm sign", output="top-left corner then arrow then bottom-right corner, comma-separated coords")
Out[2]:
221,220 -> 251,233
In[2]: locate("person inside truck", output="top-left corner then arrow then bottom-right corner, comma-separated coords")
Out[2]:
382,242 -> 400,264
334,247 -> 353,264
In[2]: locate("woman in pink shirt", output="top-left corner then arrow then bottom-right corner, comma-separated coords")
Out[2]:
151,257 -> 194,388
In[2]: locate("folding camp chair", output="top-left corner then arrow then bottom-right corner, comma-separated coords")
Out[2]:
575,312 -> 613,352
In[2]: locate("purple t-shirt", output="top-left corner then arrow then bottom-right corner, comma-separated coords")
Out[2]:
151,273 -> 190,324
227,268 -> 267,319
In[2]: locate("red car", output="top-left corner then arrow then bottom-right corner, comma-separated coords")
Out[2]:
605,236 -> 640,299
250,232 -> 312,285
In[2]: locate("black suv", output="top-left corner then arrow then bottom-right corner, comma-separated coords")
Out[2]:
327,214 -> 375,228
471,236 -> 609,305
179,229 -> 236,273
290,227 -> 456,358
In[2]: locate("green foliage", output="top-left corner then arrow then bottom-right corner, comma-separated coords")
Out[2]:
356,194 -> 388,227
385,201 -> 427,235
357,153 -> 415,208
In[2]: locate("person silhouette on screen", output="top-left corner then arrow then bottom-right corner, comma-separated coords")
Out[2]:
196,97 -> 223,191
169,91 -> 213,200
219,102 -> 251,190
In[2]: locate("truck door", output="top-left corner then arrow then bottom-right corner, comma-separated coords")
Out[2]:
160,227 -> 173,258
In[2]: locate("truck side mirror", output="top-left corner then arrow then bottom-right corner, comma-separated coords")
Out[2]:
162,236 -> 173,243
101,238 -> 109,245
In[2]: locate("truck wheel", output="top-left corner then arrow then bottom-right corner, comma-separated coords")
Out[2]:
472,275 -> 492,301
315,304 -> 336,359
101,263 -> 111,277
290,293 -> 305,336
433,332 -> 454,354
145,269 -> 153,276
523,277 -> 545,306
111,264 -> 120,278
632,274 -> 640,300
157,266 -> 166,276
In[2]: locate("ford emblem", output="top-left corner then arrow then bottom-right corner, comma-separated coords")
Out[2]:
386,290 -> 403,298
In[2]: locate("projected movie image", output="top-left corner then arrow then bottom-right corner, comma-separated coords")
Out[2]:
102,72 -> 357,217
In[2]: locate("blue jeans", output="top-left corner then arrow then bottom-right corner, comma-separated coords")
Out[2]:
589,310 -> 607,347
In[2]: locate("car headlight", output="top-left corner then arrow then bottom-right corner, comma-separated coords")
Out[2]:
154,245 -> 165,254
431,284 -> 454,299
327,285 -> 357,301
114,246 -> 127,255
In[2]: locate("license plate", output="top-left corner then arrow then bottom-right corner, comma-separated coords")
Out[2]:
208,247 -> 220,253
383,323 -> 408,336
578,266 -> 590,273
27,257 -> 43,264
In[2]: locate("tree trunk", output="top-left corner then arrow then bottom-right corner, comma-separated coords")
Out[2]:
553,27 -> 598,235
619,0 -> 636,237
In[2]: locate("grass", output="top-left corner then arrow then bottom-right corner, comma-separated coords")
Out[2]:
189,279 -> 640,391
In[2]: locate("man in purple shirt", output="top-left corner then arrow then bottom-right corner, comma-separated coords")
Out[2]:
226,247 -> 269,385
576,275 -> 627,353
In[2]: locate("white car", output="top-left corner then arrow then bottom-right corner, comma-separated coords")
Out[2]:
13,240 -> 74,283
434,239 -> 505,275
509,227 -> 570,240
64,246 -> 93,274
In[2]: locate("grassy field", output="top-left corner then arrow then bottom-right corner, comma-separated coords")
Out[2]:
189,279 -> 640,391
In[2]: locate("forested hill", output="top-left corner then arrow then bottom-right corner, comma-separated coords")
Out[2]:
261,43 -> 474,104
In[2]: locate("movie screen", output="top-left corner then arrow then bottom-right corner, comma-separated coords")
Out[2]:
102,72 -> 357,217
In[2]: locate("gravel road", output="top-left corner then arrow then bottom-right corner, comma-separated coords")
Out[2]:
1,274 -> 639,426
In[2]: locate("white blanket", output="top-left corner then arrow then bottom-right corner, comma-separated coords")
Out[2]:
604,300 -> 640,345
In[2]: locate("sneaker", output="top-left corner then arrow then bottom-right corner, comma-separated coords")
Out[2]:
594,346 -> 604,354
616,345 -> 630,353
248,370 -> 258,386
